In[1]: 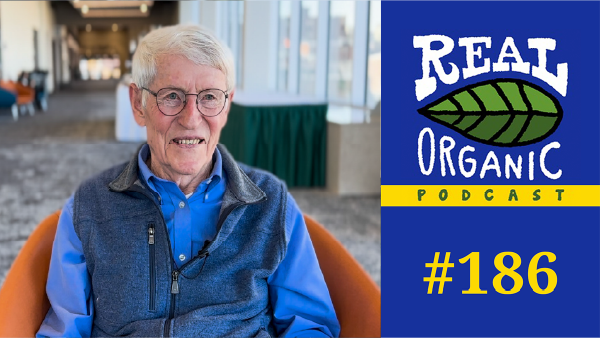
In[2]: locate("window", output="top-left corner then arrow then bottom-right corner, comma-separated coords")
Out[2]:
327,2 -> 355,103
216,1 -> 244,87
299,1 -> 319,96
367,1 -> 381,108
235,3 -> 244,86
270,1 -> 379,109
277,2 -> 292,91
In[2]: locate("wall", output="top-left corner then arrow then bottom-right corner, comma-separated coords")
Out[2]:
0,1 -> 55,92
37,0 -> 55,92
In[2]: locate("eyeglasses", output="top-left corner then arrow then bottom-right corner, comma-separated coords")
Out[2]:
142,87 -> 229,117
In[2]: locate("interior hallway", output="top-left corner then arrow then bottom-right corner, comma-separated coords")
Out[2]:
0,81 -> 380,287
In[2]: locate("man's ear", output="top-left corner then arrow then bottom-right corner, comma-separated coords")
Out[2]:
225,88 -> 235,116
228,88 -> 235,103
129,83 -> 146,127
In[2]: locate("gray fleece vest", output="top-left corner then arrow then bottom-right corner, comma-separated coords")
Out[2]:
73,144 -> 287,337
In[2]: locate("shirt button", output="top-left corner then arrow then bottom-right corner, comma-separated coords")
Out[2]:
179,254 -> 186,261
179,201 -> 185,208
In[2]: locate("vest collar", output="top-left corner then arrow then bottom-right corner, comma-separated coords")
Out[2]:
108,144 -> 266,205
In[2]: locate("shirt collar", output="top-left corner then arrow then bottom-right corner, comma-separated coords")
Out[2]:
137,144 -> 223,191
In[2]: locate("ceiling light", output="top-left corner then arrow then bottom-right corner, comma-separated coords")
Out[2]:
140,4 -> 148,13
82,5 -> 89,14
86,24 -> 92,32
112,24 -> 118,32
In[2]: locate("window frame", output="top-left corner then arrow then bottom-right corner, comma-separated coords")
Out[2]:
271,1 -> 375,109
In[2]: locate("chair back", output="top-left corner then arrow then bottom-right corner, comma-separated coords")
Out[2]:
0,81 -> 17,95
0,211 -> 58,337
303,215 -> 381,337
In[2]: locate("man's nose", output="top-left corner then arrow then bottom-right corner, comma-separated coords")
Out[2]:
178,96 -> 203,128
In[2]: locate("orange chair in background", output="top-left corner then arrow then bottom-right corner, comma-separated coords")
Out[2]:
0,80 -> 35,117
0,212 -> 381,337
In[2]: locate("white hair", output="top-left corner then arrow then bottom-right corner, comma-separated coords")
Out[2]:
132,24 -> 235,107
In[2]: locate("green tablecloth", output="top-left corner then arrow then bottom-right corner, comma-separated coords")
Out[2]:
220,102 -> 327,187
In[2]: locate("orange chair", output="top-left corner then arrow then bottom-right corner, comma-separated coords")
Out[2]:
0,212 -> 381,337
0,211 -> 59,337
304,215 -> 381,337
0,80 -> 35,117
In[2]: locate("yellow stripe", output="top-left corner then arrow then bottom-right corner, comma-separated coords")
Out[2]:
381,185 -> 600,207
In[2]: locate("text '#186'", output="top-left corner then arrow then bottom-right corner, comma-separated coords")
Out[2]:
424,252 -> 557,295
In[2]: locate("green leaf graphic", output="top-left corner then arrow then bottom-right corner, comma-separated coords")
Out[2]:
418,79 -> 563,147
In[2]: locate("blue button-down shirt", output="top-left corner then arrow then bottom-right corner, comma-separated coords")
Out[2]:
37,146 -> 340,337
140,145 -> 225,269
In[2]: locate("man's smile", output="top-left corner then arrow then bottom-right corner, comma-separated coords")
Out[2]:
169,137 -> 207,147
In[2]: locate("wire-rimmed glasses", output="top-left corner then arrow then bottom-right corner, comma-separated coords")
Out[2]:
142,87 -> 229,117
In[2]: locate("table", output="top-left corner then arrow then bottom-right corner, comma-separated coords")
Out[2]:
220,92 -> 327,188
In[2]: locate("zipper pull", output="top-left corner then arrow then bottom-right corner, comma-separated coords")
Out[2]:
148,225 -> 155,245
171,271 -> 180,294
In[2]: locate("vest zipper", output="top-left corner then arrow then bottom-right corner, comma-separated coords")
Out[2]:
130,183 -> 264,337
164,271 -> 178,337
148,224 -> 156,312
171,271 -> 180,294
134,190 -> 176,338
129,185 -> 182,337
162,204 -> 244,338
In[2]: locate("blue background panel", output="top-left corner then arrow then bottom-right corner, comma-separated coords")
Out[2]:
381,1 -> 600,336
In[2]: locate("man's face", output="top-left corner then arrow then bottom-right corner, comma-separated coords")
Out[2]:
130,55 -> 232,180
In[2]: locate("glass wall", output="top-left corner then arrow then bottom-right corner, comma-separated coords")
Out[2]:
299,1 -> 319,96
217,1 -> 244,88
235,2 -> 244,86
367,1 -> 381,108
327,2 -> 354,104
277,1 -> 291,91
271,1 -> 380,109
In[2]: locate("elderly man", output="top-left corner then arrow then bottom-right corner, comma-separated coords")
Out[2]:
37,25 -> 340,337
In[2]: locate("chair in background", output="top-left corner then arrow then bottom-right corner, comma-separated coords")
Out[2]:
19,71 -> 49,112
0,80 -> 35,117
0,212 -> 381,337
0,88 -> 18,121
